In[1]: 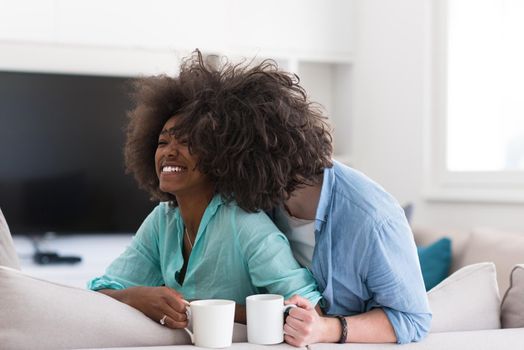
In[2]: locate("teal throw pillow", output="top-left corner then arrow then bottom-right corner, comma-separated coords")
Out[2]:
417,237 -> 452,291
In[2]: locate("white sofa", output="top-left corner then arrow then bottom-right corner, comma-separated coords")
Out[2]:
1,207 -> 524,350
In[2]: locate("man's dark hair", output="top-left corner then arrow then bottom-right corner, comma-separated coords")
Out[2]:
125,49 -> 333,212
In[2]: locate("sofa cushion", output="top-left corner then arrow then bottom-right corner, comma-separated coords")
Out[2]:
428,262 -> 500,332
0,209 -> 20,269
501,264 -> 524,328
0,266 -> 188,349
457,228 -> 524,295
0,266 -> 247,349
417,237 -> 452,290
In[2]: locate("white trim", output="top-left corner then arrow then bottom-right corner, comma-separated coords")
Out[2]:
0,40 -> 179,77
423,188 -> 524,204
221,47 -> 354,65
0,40 -> 354,79
424,0 -> 524,204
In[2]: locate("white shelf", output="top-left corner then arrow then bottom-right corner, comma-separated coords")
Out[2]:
0,41 -> 179,77
219,47 -> 354,66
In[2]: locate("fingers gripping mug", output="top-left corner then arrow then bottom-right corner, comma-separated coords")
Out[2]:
183,299 -> 236,348
246,294 -> 297,345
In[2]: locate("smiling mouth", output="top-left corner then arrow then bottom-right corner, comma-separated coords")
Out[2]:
161,165 -> 188,174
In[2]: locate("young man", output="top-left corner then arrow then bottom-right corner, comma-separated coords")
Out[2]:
200,53 -> 431,345
276,160 -> 431,346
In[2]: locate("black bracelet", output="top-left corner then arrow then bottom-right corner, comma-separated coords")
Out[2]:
334,315 -> 348,344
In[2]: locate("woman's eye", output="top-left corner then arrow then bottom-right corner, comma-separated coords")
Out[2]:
157,140 -> 168,147
176,137 -> 188,145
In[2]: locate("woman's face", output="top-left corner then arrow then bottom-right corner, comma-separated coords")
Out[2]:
155,116 -> 212,198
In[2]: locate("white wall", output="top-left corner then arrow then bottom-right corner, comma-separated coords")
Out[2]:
352,0 -> 524,232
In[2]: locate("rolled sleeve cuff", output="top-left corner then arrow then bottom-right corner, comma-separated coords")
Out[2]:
383,307 -> 432,344
283,285 -> 323,308
87,276 -> 126,291
303,291 -> 323,308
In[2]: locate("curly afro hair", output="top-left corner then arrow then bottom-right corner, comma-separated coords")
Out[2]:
125,49 -> 333,212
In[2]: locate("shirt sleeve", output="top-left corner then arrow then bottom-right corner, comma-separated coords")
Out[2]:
233,209 -> 322,306
87,206 -> 164,290
364,217 -> 432,344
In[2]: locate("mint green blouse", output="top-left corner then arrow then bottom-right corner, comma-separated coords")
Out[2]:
88,195 -> 321,305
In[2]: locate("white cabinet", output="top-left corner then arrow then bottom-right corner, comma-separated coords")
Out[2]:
224,0 -> 353,60
0,0 -> 55,42
1,0 -> 353,57
53,0 -> 229,51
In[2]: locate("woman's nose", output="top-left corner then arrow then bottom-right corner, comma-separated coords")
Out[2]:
165,140 -> 181,157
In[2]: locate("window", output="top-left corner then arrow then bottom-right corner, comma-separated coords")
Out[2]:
427,0 -> 524,202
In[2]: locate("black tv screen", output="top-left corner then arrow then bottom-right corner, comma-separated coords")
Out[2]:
0,71 -> 156,235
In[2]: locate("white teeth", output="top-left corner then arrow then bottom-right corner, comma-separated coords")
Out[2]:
162,166 -> 185,173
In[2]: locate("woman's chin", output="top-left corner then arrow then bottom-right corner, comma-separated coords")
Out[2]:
158,183 -> 178,194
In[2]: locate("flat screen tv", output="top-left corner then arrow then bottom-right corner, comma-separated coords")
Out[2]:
0,71 -> 156,235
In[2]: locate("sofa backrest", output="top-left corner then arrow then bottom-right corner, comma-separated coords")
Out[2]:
413,226 -> 524,296
412,226 -> 471,273
457,228 -> 524,296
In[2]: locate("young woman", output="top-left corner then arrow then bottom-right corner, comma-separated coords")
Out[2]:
88,51 -> 321,328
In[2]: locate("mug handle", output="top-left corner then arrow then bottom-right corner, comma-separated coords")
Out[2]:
283,304 -> 297,321
283,304 -> 298,335
183,305 -> 195,344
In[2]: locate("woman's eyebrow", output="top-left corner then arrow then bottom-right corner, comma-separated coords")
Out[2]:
159,127 -> 178,136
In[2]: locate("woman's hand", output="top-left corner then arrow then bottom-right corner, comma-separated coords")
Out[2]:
98,286 -> 189,329
284,295 -> 338,347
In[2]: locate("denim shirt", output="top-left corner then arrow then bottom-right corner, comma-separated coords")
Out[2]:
274,160 -> 431,344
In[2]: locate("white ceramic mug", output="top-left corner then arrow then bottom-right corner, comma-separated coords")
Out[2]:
183,299 -> 236,348
246,294 -> 297,345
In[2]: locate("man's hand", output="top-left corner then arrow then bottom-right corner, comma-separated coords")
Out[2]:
284,295 -> 336,347
99,286 -> 189,329
284,295 -> 398,346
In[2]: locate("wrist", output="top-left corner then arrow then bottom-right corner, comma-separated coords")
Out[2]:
321,316 -> 343,343
98,288 -> 129,304
334,315 -> 348,343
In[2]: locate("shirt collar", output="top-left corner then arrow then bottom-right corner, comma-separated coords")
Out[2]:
172,194 -> 224,246
315,161 -> 335,229
196,194 -> 223,232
